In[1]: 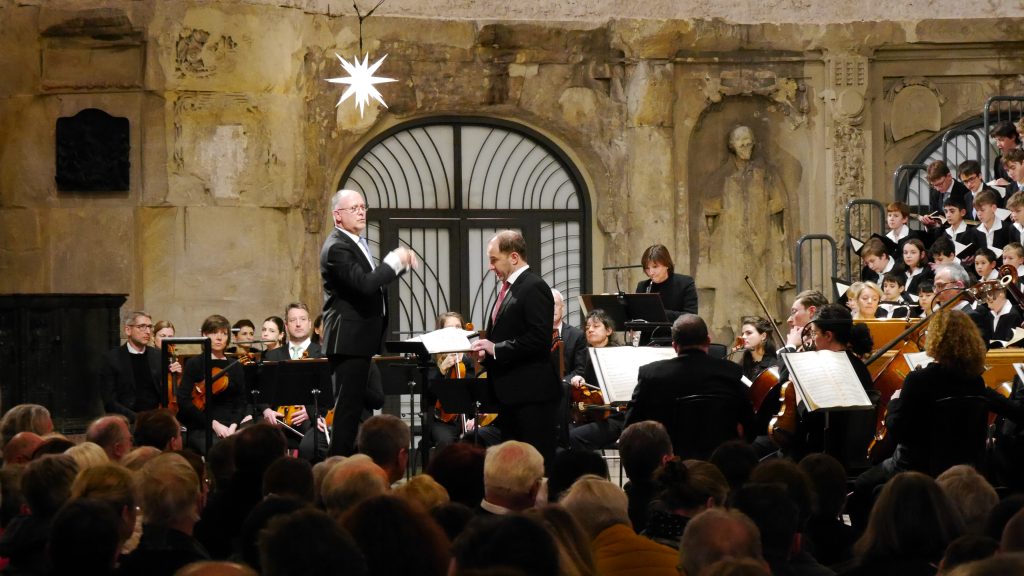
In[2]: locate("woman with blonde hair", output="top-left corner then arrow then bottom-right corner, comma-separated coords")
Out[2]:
849,281 -> 884,320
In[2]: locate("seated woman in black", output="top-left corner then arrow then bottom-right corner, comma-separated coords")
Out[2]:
176,314 -> 249,453
568,309 -> 623,451
735,315 -> 778,382
850,308 -> 989,530
636,244 -> 698,322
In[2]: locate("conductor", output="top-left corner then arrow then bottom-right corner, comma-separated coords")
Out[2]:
321,189 -> 417,456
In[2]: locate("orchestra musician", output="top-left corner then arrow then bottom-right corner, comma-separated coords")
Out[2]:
98,310 -> 164,424
261,316 -> 286,354
260,302 -> 323,448
552,288 -> 587,448
568,309 -> 624,451
230,319 -> 256,355
471,230 -> 561,466
153,320 -> 182,408
734,316 -> 778,381
321,189 -> 417,456
636,244 -> 698,321
175,314 -> 249,453
850,308 -> 990,529
849,281 -> 884,321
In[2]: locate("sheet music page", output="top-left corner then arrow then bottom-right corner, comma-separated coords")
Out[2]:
783,350 -> 872,412
589,346 -> 678,403
408,327 -> 475,354
903,351 -> 934,371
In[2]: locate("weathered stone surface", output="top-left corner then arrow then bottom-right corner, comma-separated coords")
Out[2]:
49,207 -> 134,296
0,209 -> 45,293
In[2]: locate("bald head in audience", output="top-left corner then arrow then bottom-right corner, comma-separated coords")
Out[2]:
321,454 -> 389,519
174,561 -> 257,576
3,432 -> 43,467
678,508 -> 767,576
483,441 -> 545,513
86,415 -> 133,462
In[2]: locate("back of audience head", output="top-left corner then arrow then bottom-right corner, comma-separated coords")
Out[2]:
655,458 -> 728,514
65,441 -> 109,471
547,449 -> 609,502
678,508 -> 766,576
729,483 -> 801,561
321,454 -> 389,518
452,514 -> 559,576
618,420 -> 673,483
262,456 -> 314,502
855,471 -> 963,564
48,498 -> 121,576
3,431 -> 43,467
356,414 -> 411,484
560,474 -> 630,539
31,435 -> 75,459
312,455 -> 347,507
136,452 -> 201,529
939,534 -> 999,574
260,508 -> 367,576
206,434 -> 236,491
134,408 -> 183,451
0,403 -> 53,448
233,423 -> 287,479
239,496 -> 308,571
0,467 -> 25,528
426,442 -> 486,508
798,453 -> 847,521
985,494 -> 1024,542
709,440 -> 758,493
431,501 -> 476,543
701,557 -> 771,576
748,459 -> 814,526
944,553 -> 1024,576
1000,507 -> 1024,553
525,504 -> 598,576
393,473 -> 450,511
174,561 -> 259,576
121,445 -> 162,471
22,454 -> 78,517
341,494 -> 450,576
70,463 -> 137,541
484,441 -> 545,511
936,465 -> 998,535
86,414 -> 133,462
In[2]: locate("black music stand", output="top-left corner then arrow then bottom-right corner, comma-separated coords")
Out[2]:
258,359 -> 332,460
432,377 -> 500,444
582,293 -> 672,345
385,340 -> 440,477
161,337 -> 213,452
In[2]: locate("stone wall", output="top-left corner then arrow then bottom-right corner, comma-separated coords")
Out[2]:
0,0 -> 1022,338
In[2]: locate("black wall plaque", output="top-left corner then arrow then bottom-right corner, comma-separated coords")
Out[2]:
55,108 -> 130,192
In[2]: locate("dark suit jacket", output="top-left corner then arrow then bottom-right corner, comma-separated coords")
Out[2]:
636,273 -> 699,322
264,341 -> 324,361
99,344 -> 162,420
556,322 -> 588,383
931,225 -> 986,259
319,228 -> 400,357
625,350 -> 755,437
485,268 -> 560,405
928,180 -> 971,216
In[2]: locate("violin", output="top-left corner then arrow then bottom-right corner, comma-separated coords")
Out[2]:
570,383 -> 627,424
191,366 -> 230,411
166,347 -> 181,415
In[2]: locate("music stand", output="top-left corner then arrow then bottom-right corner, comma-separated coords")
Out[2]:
582,293 -> 672,345
386,340 -> 441,477
432,376 -> 500,444
258,359 -> 332,460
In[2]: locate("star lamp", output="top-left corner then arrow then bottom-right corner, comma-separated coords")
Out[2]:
326,52 -> 397,118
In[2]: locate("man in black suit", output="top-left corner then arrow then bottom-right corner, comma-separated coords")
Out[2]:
321,189 -> 417,456
471,230 -> 561,465
99,311 -> 163,423
261,302 -> 323,435
625,314 -> 754,450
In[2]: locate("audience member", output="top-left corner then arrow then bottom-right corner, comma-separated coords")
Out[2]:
356,414 -> 411,484
938,534 -> 998,574
643,458 -> 728,549
936,465 -> 999,535
321,454 -> 390,519
30,435 -> 75,458
547,449 -> 610,502
205,435 -> 236,492
174,561 -> 258,576
238,496 -> 308,572
561,475 -> 678,575
48,498 -> 122,576
944,553 -> 1024,576
984,494 -> 1024,542
799,453 -> 856,566
709,439 -> 759,494
618,420 -> 674,532
393,473 -> 450,511
678,508 -> 768,576
0,467 -> 25,529
311,455 -> 346,507
260,508 -> 368,576
87,414 -> 134,462
0,454 -> 78,575
262,456 -> 314,502
426,442 -> 486,508
481,441 -> 545,514
341,494 -> 450,576
702,557 -> 772,576
1000,507 -> 1024,553
2,432 -> 42,467
525,504 -> 599,576
0,404 -> 53,448
121,445 -> 162,471
135,408 -> 184,450
69,463 -> 138,549
430,501 -> 476,543
118,453 -> 209,576
451,514 -> 559,576
729,483 -> 823,576
65,441 -> 110,470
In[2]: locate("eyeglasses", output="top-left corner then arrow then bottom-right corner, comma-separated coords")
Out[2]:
128,324 -> 153,331
933,280 -> 957,290
335,204 -> 368,214
962,174 -> 980,184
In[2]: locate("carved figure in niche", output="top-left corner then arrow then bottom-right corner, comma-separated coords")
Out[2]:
697,125 -> 796,342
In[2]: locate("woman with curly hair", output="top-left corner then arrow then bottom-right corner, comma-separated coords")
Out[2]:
850,308 -> 989,530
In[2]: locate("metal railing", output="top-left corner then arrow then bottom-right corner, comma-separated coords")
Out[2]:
983,96 -> 1024,181
795,234 -> 838,298
843,199 -> 886,280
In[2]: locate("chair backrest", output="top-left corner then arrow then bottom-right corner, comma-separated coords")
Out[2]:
670,394 -> 742,460
926,395 -> 990,477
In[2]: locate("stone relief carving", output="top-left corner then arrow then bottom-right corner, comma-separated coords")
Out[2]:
823,54 -> 868,267
699,69 -> 809,129
885,78 -> 946,141
176,28 -> 238,77
696,124 -> 798,341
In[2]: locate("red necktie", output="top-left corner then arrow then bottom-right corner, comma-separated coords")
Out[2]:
491,281 -> 510,325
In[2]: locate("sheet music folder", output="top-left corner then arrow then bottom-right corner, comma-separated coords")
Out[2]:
257,359 -> 331,407
580,293 -> 669,332
433,378 -> 499,415
780,350 -> 874,413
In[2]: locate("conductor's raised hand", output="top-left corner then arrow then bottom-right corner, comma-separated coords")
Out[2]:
395,246 -> 419,269
471,338 -> 495,361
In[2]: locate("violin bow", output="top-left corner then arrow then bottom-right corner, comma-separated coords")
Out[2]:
743,276 -> 787,347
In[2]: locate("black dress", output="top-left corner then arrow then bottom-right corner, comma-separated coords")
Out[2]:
176,356 -> 248,437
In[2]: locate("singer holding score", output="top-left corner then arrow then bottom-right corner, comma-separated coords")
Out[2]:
637,244 -> 698,321
471,230 -> 561,465
321,189 -> 418,456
